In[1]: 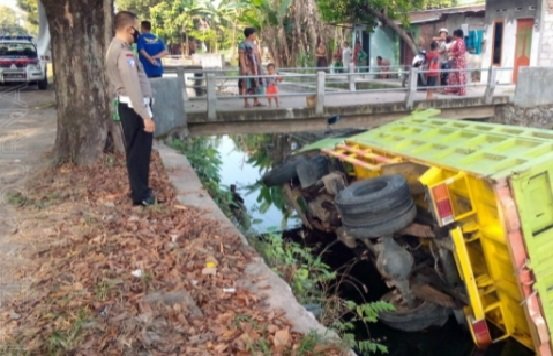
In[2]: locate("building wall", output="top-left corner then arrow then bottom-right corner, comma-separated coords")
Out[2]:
482,0 -> 540,84
485,0 -> 539,22
369,27 -> 400,68
538,0 -> 553,65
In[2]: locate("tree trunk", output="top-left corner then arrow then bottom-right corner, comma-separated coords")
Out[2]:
363,6 -> 419,55
306,0 -> 318,53
42,0 -> 117,165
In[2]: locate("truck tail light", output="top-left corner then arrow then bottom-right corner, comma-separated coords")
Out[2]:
471,319 -> 493,348
432,184 -> 455,226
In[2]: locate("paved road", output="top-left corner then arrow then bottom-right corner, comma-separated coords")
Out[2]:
0,85 -> 56,307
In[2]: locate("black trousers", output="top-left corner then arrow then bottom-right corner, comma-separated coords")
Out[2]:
440,62 -> 450,86
118,103 -> 153,204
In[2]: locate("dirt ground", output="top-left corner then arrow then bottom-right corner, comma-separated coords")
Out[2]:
0,85 -> 57,308
0,87 -> 343,355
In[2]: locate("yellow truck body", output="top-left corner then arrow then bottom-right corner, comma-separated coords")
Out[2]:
305,110 -> 553,354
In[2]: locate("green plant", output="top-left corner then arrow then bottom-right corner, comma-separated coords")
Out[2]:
94,280 -> 111,301
247,337 -> 272,356
170,138 -> 237,218
252,234 -> 393,354
298,50 -> 314,69
0,344 -> 29,356
336,301 -> 395,354
47,309 -> 90,354
252,234 -> 335,304
296,330 -> 324,355
6,192 -> 30,207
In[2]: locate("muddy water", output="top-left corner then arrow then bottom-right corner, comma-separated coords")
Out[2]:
205,131 -> 534,356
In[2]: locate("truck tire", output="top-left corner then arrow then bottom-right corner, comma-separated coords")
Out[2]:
297,155 -> 330,188
343,203 -> 417,239
261,156 -> 305,186
341,198 -> 415,227
38,76 -> 48,90
336,175 -> 411,215
379,293 -> 450,332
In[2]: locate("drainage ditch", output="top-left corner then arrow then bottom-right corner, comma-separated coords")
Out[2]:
172,132 -> 534,356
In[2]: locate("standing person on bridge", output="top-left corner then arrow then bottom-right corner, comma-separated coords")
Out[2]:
266,63 -> 283,108
433,28 -> 450,87
106,11 -> 157,206
426,42 -> 440,100
342,42 -> 352,73
376,56 -> 391,78
137,20 -> 168,78
446,29 -> 467,96
238,28 -> 263,108
315,40 -> 328,70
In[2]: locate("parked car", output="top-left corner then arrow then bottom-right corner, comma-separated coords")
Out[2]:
0,34 -> 48,89
262,109 -> 553,354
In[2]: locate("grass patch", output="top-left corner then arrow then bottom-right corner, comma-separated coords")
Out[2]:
46,309 -> 90,355
6,191 -> 62,209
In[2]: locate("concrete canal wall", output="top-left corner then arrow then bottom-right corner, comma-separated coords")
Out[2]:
493,67 -> 553,129
155,142 -> 343,342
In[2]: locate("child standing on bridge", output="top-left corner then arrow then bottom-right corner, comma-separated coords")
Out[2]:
266,63 -> 283,108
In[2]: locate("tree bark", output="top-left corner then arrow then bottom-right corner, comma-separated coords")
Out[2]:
306,0 -> 318,53
361,6 -> 419,55
42,0 -> 118,165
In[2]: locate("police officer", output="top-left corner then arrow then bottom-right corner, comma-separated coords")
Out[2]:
105,11 -> 156,206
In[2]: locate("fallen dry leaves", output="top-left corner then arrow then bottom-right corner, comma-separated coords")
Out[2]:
0,152 -> 346,355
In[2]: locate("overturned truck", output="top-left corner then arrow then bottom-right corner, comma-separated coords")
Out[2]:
263,110 -> 553,354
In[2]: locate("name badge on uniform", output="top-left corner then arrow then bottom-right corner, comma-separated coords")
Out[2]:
126,53 -> 135,67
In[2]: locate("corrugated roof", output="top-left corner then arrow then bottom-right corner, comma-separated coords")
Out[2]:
408,5 -> 486,24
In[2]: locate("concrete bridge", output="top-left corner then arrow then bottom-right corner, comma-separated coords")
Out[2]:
151,65 -> 516,137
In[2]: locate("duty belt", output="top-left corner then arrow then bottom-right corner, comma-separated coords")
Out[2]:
118,96 -> 154,107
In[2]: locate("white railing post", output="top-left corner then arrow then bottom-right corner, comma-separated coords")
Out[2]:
349,63 -> 355,91
176,66 -> 188,103
207,73 -> 217,120
484,66 -> 496,105
405,66 -> 418,110
316,71 -> 325,114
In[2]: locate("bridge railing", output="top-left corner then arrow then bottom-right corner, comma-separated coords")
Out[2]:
172,65 -> 515,119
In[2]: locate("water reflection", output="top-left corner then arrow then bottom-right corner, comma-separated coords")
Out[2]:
217,134 -> 300,232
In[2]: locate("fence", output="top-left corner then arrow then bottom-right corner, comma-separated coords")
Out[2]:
169,65 -> 515,120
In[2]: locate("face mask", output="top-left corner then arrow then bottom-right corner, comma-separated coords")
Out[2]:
132,28 -> 140,44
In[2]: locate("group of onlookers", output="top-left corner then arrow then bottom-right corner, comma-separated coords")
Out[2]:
238,28 -> 283,108
236,27 -> 468,107
426,28 -> 467,98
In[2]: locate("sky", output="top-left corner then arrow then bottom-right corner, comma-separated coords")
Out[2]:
1,0 -> 18,11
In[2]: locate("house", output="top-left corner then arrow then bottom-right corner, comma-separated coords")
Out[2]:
352,4 -> 486,72
482,0 -> 550,84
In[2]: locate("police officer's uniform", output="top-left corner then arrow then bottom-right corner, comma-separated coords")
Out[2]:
105,37 -> 154,205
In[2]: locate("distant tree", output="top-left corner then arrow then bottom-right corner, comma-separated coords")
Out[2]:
15,0 -> 38,34
0,6 -> 18,28
115,0 -> 163,19
317,0 -> 458,54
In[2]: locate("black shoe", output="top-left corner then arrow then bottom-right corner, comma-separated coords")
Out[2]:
133,195 -> 157,206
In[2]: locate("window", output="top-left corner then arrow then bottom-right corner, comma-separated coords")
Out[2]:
492,22 -> 503,65
0,42 -> 38,58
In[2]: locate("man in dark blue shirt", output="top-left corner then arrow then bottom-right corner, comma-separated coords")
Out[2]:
137,21 -> 168,78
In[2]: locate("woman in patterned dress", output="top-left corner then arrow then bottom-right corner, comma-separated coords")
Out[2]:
447,29 -> 467,96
